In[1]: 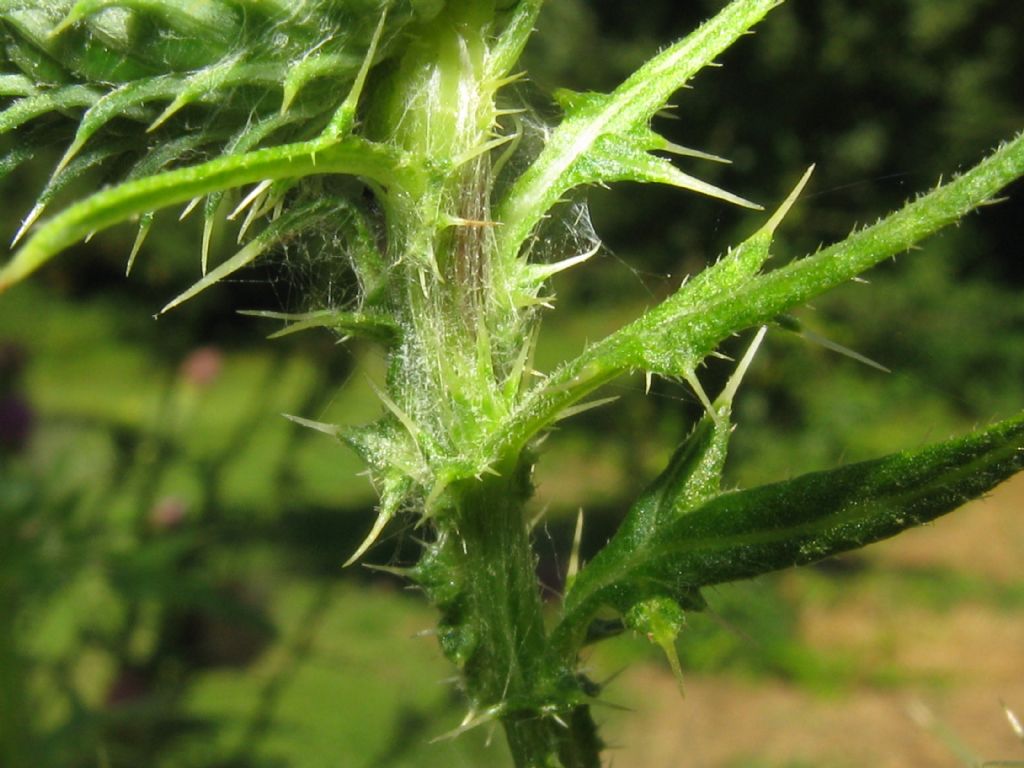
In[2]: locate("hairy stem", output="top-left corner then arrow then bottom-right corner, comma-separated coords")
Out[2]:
420,460 -> 601,767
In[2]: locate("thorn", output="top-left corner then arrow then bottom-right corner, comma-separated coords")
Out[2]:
453,133 -> 516,168
323,7 -> 387,138
51,13 -> 80,38
529,242 -> 601,281
201,216 -> 215,275
237,193 -> 269,242
527,504 -> 549,532
430,705 -> 503,743
178,196 -> 202,222
762,164 -> 815,235
370,381 -> 422,444
717,326 -> 768,406
796,325 -> 891,373
11,203 -> 45,247
282,413 -> 342,437
645,370 -> 653,395
125,215 -> 153,276
660,635 -> 686,698
362,562 -> 413,578
556,396 -> 619,422
682,369 -> 718,425
488,71 -> 527,89
662,141 -> 730,164
227,180 -> 273,221
148,95 -> 187,133
344,509 -> 391,567
423,475 -> 451,516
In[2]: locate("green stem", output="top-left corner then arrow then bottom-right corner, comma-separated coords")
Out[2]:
420,462 -> 601,767
504,707 -> 602,768
454,467 -> 547,707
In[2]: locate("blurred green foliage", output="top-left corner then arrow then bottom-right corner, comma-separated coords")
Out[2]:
1,2 -> 1022,766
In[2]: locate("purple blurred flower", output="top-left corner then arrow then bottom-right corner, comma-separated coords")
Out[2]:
179,346 -> 223,388
0,395 -> 34,453
0,342 -> 32,453
149,496 -> 189,532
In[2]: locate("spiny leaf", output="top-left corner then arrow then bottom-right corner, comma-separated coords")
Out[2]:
555,411 -> 1024,657
672,165 -> 815,311
160,198 -> 336,312
282,52 -> 361,115
495,0 -> 780,263
50,74 -> 184,176
490,133 -> 1024,459
550,329 -> 765,654
54,0 -> 241,45
0,85 -> 100,134
624,597 -> 689,695
0,136 -> 414,290
147,60 -> 287,132
676,131 -> 1024,365
573,133 -> 757,209
0,73 -> 37,96
199,106 -> 321,268
120,131 -> 227,273
12,142 -> 126,246
239,309 -> 400,345
487,0 -> 544,79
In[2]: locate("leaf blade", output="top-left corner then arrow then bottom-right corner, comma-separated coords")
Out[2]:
495,0 -> 780,262
489,134 -> 1024,461
555,411 -> 1024,656
0,136 -> 413,291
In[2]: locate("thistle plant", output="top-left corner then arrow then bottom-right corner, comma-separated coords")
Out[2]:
1,1 -> 1023,766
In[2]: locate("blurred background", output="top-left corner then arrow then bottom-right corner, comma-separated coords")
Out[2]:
1,1 -> 1023,766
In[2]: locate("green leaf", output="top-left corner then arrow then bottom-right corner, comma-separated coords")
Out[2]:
487,0 -> 544,79
696,132 -> 1024,352
159,198 -> 337,313
48,75 -> 184,177
490,133 -> 1024,460
494,0 -> 780,264
624,597 -> 689,694
0,85 -> 100,134
281,52 -> 362,115
554,411 -> 1024,658
0,73 -> 37,96
239,309 -> 400,345
146,60 -> 287,132
54,0 -> 241,45
12,142 -> 127,246
548,328 -> 769,653
0,136 -> 415,290
570,132 -> 756,206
